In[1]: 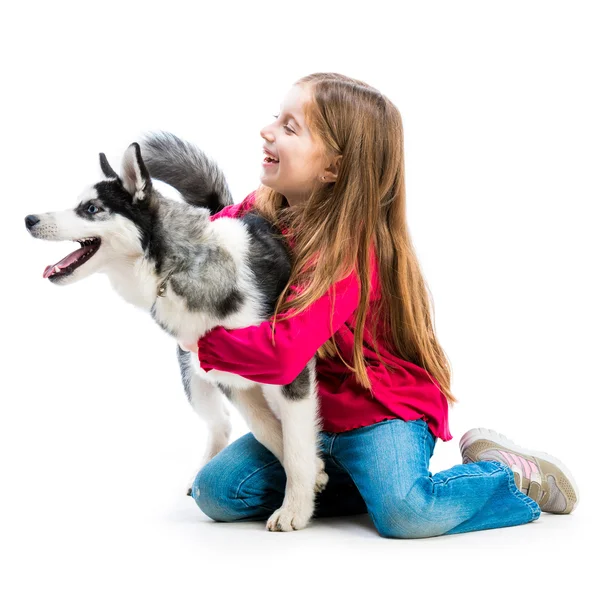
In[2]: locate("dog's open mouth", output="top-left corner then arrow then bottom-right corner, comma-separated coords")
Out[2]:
43,237 -> 102,280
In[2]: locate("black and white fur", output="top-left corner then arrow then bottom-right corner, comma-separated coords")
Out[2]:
24,132 -> 328,531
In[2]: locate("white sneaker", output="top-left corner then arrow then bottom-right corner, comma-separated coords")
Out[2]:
460,428 -> 579,514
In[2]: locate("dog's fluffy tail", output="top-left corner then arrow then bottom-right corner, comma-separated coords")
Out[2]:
139,131 -> 233,215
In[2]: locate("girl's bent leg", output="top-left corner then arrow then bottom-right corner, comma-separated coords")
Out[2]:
191,431 -> 367,523
191,431 -> 282,522
331,419 -> 541,539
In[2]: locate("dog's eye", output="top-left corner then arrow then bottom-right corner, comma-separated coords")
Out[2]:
87,204 -> 100,214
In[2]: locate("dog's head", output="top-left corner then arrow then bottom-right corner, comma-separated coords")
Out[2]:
25,143 -> 157,285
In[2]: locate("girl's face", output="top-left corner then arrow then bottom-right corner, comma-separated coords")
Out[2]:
260,85 -> 336,207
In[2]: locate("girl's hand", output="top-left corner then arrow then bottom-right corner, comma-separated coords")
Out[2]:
178,339 -> 199,353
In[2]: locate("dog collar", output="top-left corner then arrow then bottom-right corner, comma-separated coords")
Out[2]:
157,269 -> 175,297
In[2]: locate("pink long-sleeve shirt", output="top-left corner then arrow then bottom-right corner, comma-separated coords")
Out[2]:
198,190 -> 452,441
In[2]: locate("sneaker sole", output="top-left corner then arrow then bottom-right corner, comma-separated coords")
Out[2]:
459,427 -> 580,512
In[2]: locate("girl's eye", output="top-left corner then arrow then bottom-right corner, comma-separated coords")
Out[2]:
272,114 -> 294,134
87,204 -> 100,214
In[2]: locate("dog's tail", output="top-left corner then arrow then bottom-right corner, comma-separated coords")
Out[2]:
139,131 -> 234,215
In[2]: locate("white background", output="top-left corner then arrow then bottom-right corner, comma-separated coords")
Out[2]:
2,1 -> 599,598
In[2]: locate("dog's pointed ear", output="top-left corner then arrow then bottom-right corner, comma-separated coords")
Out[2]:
120,142 -> 152,202
99,153 -> 119,179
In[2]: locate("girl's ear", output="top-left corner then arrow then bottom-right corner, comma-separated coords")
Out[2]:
323,154 -> 342,182
120,142 -> 153,202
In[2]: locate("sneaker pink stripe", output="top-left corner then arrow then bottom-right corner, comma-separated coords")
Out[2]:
499,450 -> 515,466
499,450 -> 537,480
517,455 -> 531,479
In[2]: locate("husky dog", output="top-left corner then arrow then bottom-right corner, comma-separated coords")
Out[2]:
24,132 -> 328,531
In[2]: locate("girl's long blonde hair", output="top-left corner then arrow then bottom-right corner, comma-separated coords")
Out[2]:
253,72 -> 456,406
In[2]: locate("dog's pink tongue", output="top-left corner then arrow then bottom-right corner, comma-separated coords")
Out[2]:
43,247 -> 88,278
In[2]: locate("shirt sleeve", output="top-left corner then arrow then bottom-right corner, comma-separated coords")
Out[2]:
197,269 -> 361,385
209,190 -> 258,222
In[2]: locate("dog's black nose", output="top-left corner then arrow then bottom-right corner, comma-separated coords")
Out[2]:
25,215 -> 40,229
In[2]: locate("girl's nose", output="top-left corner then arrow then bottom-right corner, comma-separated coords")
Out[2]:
260,124 -> 274,141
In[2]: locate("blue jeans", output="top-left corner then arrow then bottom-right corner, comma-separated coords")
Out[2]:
191,418 -> 541,538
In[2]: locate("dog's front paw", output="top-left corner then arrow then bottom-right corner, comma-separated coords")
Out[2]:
186,477 -> 196,497
186,466 -> 205,497
266,505 -> 312,532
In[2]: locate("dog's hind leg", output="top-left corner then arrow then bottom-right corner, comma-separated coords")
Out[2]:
232,385 -> 327,495
231,384 -> 284,462
260,364 -> 321,532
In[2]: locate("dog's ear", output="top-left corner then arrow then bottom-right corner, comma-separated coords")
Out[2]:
99,153 -> 120,179
120,142 -> 152,202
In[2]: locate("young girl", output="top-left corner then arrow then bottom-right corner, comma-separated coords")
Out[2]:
189,72 -> 579,537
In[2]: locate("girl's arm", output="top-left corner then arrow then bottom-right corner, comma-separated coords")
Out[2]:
197,270 -> 360,385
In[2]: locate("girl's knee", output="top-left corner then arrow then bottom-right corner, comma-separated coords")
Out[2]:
372,497 -> 446,539
191,460 -> 243,522
191,450 -> 283,523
